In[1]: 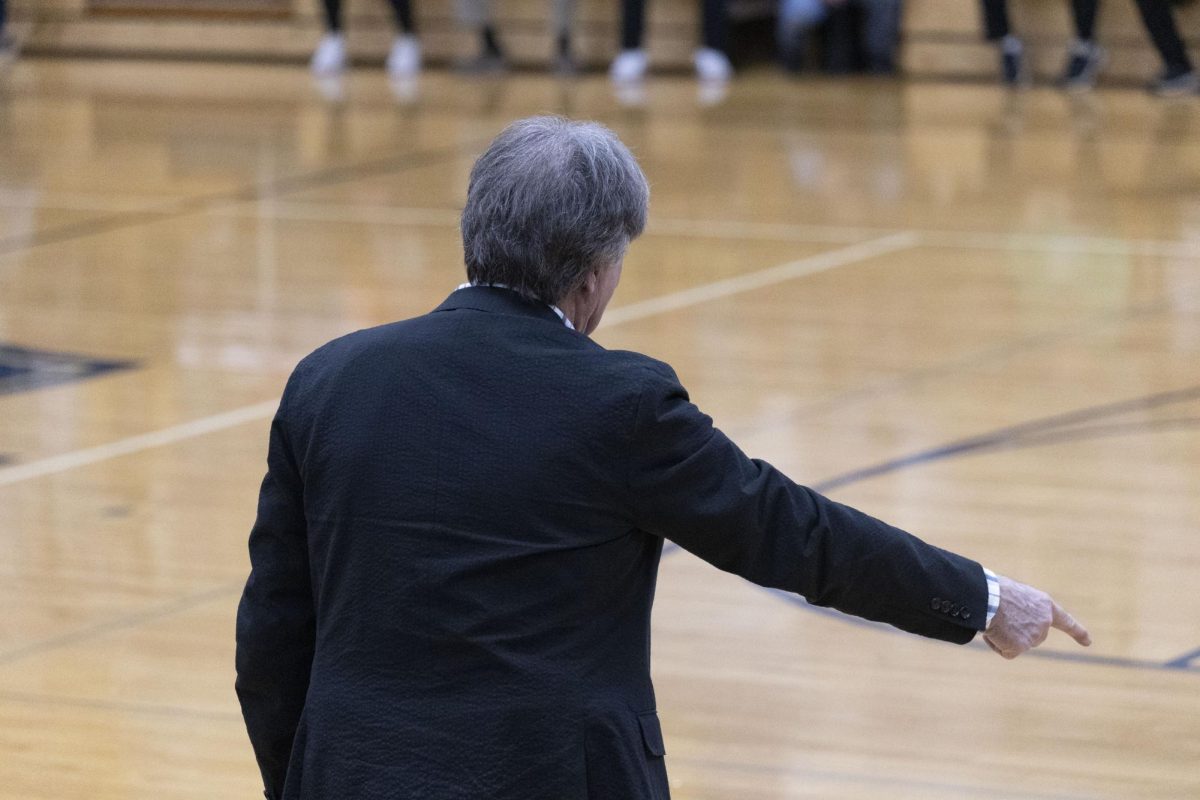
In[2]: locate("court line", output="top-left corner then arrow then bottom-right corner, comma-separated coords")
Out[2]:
1165,646 -> 1200,669
660,387 -> 1200,675
765,590 -> 1199,675
9,191 -> 1200,259
0,234 -> 914,665
813,384 -> 1200,493
795,386 -> 1200,675
0,137 -> 494,258
206,200 -> 1200,259
0,581 -> 244,666
602,232 -> 920,326
0,400 -> 280,488
0,234 -> 916,489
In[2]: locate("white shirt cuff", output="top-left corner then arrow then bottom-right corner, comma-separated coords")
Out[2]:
983,567 -> 1000,628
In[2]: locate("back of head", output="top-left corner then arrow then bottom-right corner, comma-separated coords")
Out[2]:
460,116 -> 650,306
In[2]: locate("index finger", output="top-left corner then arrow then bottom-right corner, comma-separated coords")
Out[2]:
1051,601 -> 1092,647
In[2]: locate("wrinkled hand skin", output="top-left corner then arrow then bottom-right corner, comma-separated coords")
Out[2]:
983,575 -> 1092,660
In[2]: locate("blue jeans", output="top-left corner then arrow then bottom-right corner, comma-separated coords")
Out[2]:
777,0 -> 902,72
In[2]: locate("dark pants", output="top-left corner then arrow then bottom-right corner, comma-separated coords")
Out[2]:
981,0 -> 1098,42
621,0 -> 728,52
0,0 -> 7,33
1132,0 -> 1192,74
323,0 -> 416,33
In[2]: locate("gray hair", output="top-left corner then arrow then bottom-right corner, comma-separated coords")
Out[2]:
461,116 -> 650,305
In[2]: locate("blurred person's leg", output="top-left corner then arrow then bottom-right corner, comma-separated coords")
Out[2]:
456,0 -> 506,71
1061,0 -> 1104,89
385,0 -> 421,76
695,0 -> 733,80
0,0 -> 12,64
611,0 -> 649,81
777,0 -> 828,72
388,0 -> 417,33
1132,0 -> 1196,94
981,0 -> 1025,85
552,0 -> 578,71
822,2 -> 857,73
312,0 -> 349,74
980,0 -> 1008,40
860,0 -> 902,74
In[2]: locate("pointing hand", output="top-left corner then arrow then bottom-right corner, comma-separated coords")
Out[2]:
982,575 -> 1091,659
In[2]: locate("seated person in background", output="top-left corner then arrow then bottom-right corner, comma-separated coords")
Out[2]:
777,0 -> 902,75
980,0 -> 1103,89
610,0 -> 734,83
1131,0 -> 1197,95
311,0 -> 421,77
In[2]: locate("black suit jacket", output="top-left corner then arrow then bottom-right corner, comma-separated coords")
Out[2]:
236,286 -> 986,800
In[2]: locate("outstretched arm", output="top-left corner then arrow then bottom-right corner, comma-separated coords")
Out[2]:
628,361 -> 1090,654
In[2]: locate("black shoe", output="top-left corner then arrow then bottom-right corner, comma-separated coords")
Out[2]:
1060,40 -> 1104,90
1000,37 -> 1026,86
1148,67 -> 1198,96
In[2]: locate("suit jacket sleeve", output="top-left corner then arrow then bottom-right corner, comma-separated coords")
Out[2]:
235,387 -> 315,800
627,362 -> 986,643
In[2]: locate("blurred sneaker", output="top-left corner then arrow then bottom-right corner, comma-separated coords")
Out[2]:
311,33 -> 347,76
1148,67 -> 1198,96
999,35 -> 1026,86
1060,39 -> 1104,90
386,35 -> 421,77
694,47 -> 732,82
609,49 -> 648,83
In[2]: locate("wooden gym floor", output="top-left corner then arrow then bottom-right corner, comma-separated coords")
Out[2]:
0,59 -> 1198,799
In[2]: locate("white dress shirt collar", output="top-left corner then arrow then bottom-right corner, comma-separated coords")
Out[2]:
455,282 -> 575,331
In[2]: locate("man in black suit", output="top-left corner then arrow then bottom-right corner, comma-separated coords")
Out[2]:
236,116 -> 1091,800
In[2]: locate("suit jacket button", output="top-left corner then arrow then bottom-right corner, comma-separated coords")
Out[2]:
962,610 -> 971,620
950,604 -> 960,616
931,597 -> 941,610
941,600 -> 953,613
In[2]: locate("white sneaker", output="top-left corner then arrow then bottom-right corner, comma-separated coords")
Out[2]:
609,49 -> 648,83
311,33 -> 347,76
386,35 -> 421,77
694,48 -> 732,82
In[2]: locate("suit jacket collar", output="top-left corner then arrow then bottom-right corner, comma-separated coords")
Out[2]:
434,286 -> 569,328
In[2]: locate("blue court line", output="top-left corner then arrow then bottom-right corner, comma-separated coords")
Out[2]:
813,384 -> 1200,493
0,344 -> 137,397
1165,646 -> 1200,669
663,385 -> 1200,675
766,590 -> 1197,674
